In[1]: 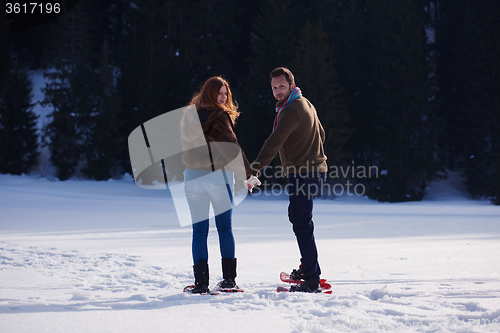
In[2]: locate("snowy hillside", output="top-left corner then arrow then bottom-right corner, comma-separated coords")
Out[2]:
1,174 -> 499,333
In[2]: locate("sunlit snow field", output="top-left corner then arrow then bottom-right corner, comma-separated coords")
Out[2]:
1,173 -> 499,333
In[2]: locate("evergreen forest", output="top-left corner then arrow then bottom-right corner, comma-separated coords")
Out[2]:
1,0 -> 499,204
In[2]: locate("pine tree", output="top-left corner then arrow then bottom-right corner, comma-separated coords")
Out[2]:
171,0 -> 242,85
42,2 -> 98,180
0,55 -> 39,175
366,0 -> 443,202
237,0 -> 299,164
330,0 -> 373,166
445,0 -> 500,200
0,10 -> 12,93
291,21 -> 352,167
116,0 -> 177,173
434,0 -> 469,168
302,0 -> 337,33
250,0 -> 298,81
492,150 -> 500,205
82,38 -> 123,180
84,0 -> 129,64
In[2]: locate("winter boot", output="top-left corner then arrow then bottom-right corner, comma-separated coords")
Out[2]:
218,258 -> 239,290
191,260 -> 210,294
289,279 -> 320,293
290,264 -> 304,280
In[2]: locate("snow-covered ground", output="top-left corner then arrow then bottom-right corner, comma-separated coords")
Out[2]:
1,173 -> 499,333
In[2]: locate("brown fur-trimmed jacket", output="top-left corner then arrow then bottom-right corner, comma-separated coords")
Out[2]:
181,107 -> 252,180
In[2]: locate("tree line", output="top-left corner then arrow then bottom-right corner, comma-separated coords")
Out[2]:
0,0 -> 499,204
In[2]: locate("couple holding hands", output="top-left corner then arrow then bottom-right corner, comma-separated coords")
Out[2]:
183,67 -> 328,293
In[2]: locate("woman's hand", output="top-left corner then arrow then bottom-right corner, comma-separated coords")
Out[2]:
244,176 -> 261,193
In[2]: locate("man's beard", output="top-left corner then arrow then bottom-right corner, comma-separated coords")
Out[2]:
276,92 -> 290,104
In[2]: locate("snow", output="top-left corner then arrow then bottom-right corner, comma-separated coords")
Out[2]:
1,173 -> 499,333
29,69 -> 52,132
29,69 -> 54,178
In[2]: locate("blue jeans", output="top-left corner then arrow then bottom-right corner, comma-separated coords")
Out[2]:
185,181 -> 235,264
287,172 -> 326,281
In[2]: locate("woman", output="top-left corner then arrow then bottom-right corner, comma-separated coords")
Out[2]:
181,76 -> 252,294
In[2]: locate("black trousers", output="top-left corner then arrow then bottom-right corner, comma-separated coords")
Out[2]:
287,172 -> 326,281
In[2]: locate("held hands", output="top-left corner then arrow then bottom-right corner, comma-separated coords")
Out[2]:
244,176 -> 261,193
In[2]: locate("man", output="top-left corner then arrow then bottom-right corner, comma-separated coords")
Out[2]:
246,67 -> 328,292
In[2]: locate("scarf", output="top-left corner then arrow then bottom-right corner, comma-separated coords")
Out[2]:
273,87 -> 302,131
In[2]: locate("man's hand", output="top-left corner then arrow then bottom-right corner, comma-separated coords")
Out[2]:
244,176 -> 261,193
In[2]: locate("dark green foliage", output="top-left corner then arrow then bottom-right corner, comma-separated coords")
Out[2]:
291,21 -> 352,166
2,0 -> 499,204
0,10 -> 12,93
116,0 -> 244,173
42,2 -> 98,180
237,0 -> 299,164
115,0 -> 173,172
170,0 -> 243,86
331,0 -> 373,165
491,151 -> 500,205
434,0 -> 469,168
365,0 -> 443,201
82,39 -> 123,180
0,55 -> 39,175
442,0 -> 500,200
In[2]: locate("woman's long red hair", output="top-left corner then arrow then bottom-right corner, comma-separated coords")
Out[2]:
189,76 -> 240,125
